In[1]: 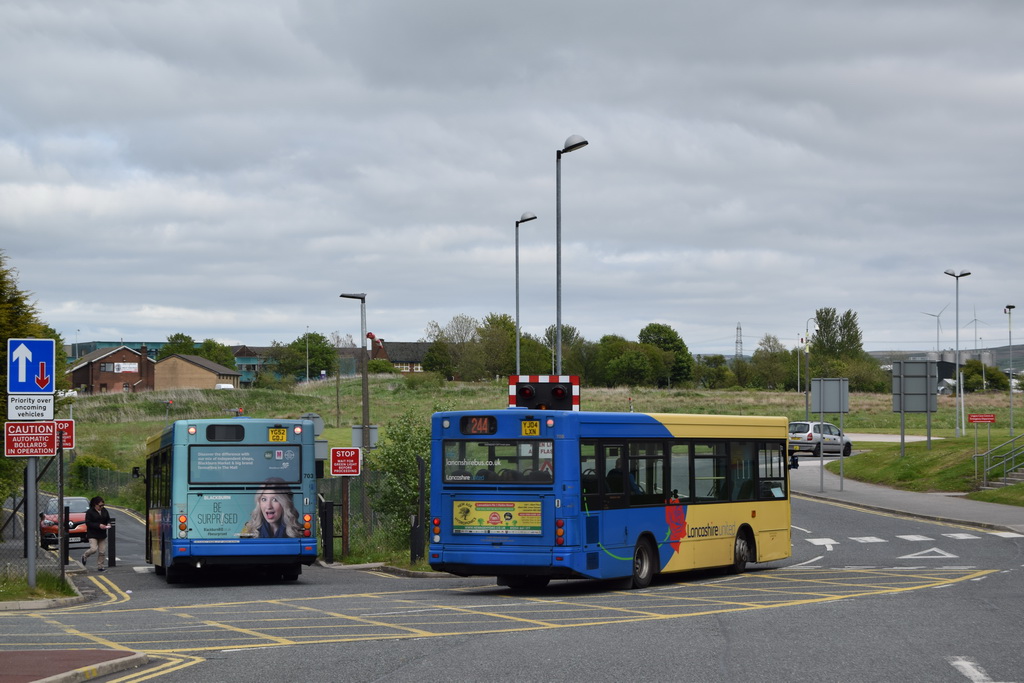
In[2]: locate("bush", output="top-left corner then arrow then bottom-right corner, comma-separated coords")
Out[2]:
68,454 -> 117,491
368,359 -> 401,374
403,372 -> 445,390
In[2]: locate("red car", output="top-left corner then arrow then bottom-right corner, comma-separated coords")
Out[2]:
39,496 -> 90,550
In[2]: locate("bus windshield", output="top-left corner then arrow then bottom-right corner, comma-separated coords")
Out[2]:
442,439 -> 553,483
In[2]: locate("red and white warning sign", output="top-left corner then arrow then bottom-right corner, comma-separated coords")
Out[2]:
330,447 -> 362,476
4,421 -> 58,457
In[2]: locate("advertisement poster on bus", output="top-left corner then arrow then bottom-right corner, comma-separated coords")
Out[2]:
182,488 -> 306,540
188,446 -> 302,484
451,500 -> 542,535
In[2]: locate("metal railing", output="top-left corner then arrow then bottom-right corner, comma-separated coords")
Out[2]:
975,434 -> 1024,487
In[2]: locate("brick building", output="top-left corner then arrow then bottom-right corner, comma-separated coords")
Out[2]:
67,345 -> 156,394
154,354 -> 241,390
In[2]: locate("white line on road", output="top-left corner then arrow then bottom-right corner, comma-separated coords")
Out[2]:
946,655 -> 1014,683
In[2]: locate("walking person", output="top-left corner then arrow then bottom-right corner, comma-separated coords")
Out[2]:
81,496 -> 112,571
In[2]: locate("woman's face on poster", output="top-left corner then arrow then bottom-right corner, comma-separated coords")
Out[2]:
259,492 -> 285,525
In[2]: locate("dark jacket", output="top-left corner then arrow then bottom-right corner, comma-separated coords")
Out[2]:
85,506 -> 111,540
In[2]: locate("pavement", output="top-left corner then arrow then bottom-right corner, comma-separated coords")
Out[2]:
4,442 -> 1023,682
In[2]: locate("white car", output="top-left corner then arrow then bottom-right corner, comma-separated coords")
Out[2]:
788,421 -> 853,457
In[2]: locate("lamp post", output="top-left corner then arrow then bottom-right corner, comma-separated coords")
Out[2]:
515,212 -> 537,375
339,292 -> 369,559
944,269 -> 971,437
804,317 -> 817,420
555,134 -> 588,374
305,325 -> 309,382
1007,304 -> 1016,437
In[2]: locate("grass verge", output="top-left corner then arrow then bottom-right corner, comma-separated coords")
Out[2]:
0,571 -> 77,602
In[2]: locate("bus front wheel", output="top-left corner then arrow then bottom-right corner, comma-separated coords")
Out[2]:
631,538 -> 657,589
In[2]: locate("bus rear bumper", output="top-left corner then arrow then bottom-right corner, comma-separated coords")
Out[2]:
429,547 -> 589,580
170,539 -> 319,566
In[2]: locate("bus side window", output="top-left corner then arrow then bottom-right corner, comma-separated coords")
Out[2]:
669,443 -> 691,502
730,442 -> 757,501
580,443 -> 600,496
694,443 -> 728,501
758,442 -> 788,499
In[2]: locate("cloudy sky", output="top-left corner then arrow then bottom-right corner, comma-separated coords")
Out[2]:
3,1 -> 1022,358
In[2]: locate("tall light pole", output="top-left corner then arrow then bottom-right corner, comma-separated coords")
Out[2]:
945,269 -> 971,437
1007,304 -> 1016,437
804,316 -> 817,420
305,325 -> 309,382
555,134 -> 588,374
515,211 -> 537,375
339,292 -> 369,559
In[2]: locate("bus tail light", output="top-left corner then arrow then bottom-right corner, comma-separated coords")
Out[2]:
555,518 -> 565,546
177,514 -> 187,538
303,513 -> 312,537
432,517 -> 441,542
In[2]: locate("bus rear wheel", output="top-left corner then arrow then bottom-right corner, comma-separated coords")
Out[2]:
729,533 -> 751,574
631,538 -> 657,589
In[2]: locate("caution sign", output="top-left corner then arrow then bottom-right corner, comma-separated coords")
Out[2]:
4,421 -> 58,457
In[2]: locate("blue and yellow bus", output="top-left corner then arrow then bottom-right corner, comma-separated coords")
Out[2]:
429,409 -> 793,589
145,418 -> 318,583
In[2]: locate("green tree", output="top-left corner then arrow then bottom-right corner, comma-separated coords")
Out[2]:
519,334 -> 554,376
694,354 -> 732,389
197,339 -> 236,369
638,322 -> 693,385
269,332 -> 338,380
605,348 -> 654,386
424,315 -> 482,380
750,334 -> 792,390
157,333 -> 197,359
477,313 -> 516,378
422,339 -> 455,379
963,359 -> 1009,393
364,409 -> 434,544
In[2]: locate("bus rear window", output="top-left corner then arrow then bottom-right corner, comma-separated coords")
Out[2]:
207,424 -> 245,442
442,440 -> 553,484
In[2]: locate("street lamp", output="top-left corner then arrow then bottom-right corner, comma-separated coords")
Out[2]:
515,211 -> 537,375
944,269 -> 971,437
804,316 -> 817,420
1007,304 -> 1016,437
339,292 -> 369,559
555,134 -> 588,374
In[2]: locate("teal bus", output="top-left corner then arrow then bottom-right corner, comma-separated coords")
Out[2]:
429,409 -> 793,590
145,418 -> 318,583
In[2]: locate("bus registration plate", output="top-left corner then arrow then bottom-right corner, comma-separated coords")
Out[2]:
268,428 -> 287,442
521,421 -> 540,437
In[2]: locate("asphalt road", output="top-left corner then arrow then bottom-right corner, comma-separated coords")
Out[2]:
3,497 -> 1022,683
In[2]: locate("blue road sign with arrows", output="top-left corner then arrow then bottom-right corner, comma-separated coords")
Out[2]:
7,338 -> 56,394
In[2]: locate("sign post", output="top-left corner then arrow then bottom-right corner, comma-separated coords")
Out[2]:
6,338 -> 57,590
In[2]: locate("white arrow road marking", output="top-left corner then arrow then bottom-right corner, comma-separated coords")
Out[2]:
946,655 -> 1013,683
899,547 -> 958,560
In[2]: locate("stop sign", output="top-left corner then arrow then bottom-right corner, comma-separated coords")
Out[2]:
330,447 -> 361,476
54,419 -> 75,449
